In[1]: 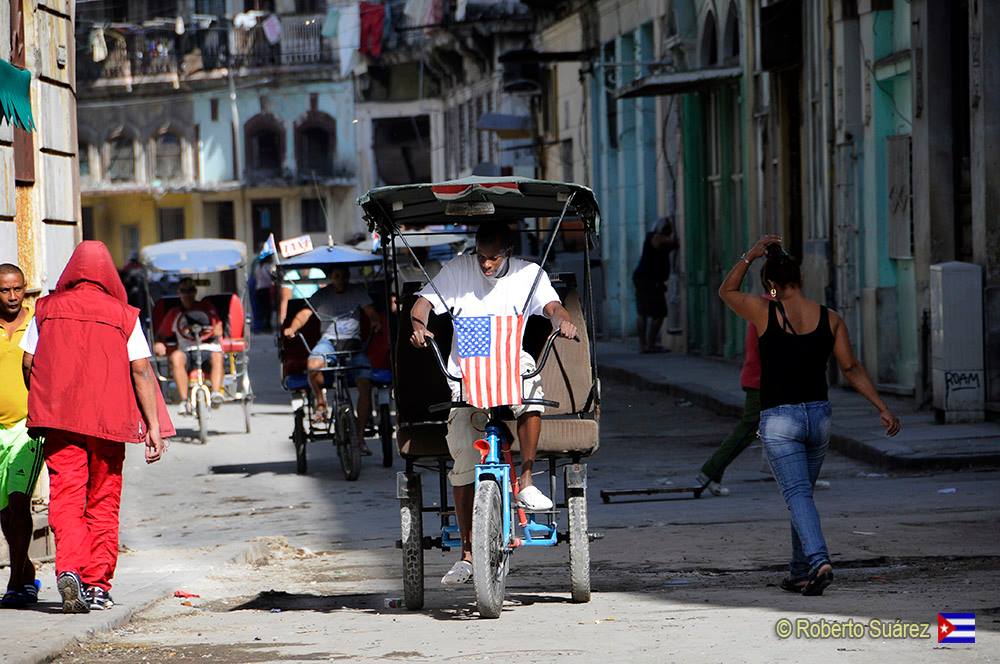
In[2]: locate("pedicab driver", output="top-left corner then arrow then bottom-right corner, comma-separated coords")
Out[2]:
409,223 -> 578,586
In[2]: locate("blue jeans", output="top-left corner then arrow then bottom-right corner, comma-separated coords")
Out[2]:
759,401 -> 832,576
308,337 -> 372,382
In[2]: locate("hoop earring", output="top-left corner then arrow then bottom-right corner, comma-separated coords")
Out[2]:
770,287 -> 777,298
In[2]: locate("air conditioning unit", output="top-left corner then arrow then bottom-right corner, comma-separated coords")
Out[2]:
930,261 -> 984,422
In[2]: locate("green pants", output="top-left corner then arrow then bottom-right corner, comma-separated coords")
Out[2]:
0,420 -> 44,512
700,388 -> 761,484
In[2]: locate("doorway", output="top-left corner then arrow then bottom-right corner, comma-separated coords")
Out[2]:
251,199 -> 282,256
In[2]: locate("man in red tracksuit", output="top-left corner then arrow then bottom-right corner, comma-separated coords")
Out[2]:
20,241 -> 174,613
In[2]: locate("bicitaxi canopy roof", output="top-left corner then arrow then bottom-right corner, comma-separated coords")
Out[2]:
140,239 -> 247,274
358,176 -> 601,236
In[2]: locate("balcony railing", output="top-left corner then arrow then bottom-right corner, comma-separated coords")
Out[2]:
77,15 -> 331,83
232,14 -> 332,68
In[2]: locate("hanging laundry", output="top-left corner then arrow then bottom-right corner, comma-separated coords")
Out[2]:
262,14 -> 282,45
233,12 -> 257,30
382,1 -> 396,49
321,7 -> 340,39
403,0 -> 429,26
359,2 -> 385,58
90,27 -> 108,62
455,0 -> 468,21
427,0 -> 444,24
337,3 -> 361,77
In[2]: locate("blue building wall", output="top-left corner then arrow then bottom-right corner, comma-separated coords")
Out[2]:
594,21 -> 661,338
192,79 -> 356,184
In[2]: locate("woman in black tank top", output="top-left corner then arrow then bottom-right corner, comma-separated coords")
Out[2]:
718,236 -> 901,597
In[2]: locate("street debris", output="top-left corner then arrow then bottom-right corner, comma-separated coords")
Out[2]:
173,590 -> 200,598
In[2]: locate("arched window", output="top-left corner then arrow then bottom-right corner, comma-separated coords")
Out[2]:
700,12 -> 718,68
155,132 -> 183,180
107,134 -> 135,181
78,142 -> 91,180
294,111 -> 337,178
723,2 -> 740,64
300,127 -> 330,175
245,113 -> 284,179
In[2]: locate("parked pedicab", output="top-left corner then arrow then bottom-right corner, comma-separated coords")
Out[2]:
359,177 -> 602,617
139,239 -> 253,445
275,245 -> 384,480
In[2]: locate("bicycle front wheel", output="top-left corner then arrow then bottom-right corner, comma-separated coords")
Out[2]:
196,393 -> 209,445
335,406 -> 362,481
472,479 -> 507,619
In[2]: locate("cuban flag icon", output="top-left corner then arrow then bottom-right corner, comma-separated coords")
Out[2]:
938,613 -> 976,644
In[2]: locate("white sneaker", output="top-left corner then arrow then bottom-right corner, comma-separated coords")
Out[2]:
441,560 -> 473,586
696,473 -> 730,497
518,485 -> 553,511
177,402 -> 192,417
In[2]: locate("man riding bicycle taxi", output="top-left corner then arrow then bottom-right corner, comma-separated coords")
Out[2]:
408,222 -> 578,586
282,266 -> 382,454
152,278 -> 225,414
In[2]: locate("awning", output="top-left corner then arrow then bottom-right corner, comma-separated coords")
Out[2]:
0,60 -> 34,131
476,112 -> 531,139
616,66 -> 742,99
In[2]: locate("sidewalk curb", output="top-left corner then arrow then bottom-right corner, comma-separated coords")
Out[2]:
34,581 -> 173,664
600,364 -> 1000,471
29,540 -> 260,664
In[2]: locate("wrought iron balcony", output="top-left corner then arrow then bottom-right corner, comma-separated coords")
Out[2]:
76,15 -> 332,84
231,13 -> 332,68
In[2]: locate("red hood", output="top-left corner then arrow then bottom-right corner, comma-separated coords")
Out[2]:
55,241 -> 127,303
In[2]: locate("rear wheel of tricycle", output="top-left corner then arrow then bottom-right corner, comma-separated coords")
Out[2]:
568,487 -> 591,603
335,406 -> 362,481
196,394 -> 209,445
379,403 -> 393,468
293,410 -> 308,475
472,479 -> 507,619
399,473 -> 424,610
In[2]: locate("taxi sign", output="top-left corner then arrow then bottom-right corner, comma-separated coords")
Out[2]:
279,234 -> 314,258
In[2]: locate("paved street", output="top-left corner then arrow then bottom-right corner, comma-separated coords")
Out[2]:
7,336 -> 998,663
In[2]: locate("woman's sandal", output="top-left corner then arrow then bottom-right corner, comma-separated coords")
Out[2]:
779,575 -> 808,593
801,563 -> 834,596
310,406 -> 329,425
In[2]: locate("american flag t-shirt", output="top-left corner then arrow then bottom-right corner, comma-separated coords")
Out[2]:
454,315 -> 525,409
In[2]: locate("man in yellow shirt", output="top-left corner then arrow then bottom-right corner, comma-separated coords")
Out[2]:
0,264 -> 43,608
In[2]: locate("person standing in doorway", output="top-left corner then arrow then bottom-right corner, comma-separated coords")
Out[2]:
719,236 -> 900,596
20,241 -> 174,613
0,264 -> 44,608
633,217 -> 678,353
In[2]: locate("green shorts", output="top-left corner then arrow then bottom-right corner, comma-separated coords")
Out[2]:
0,420 -> 44,512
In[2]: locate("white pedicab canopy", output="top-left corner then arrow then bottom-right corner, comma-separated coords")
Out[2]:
139,239 -> 248,274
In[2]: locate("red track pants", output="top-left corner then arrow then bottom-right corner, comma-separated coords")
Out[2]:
44,431 -> 126,592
